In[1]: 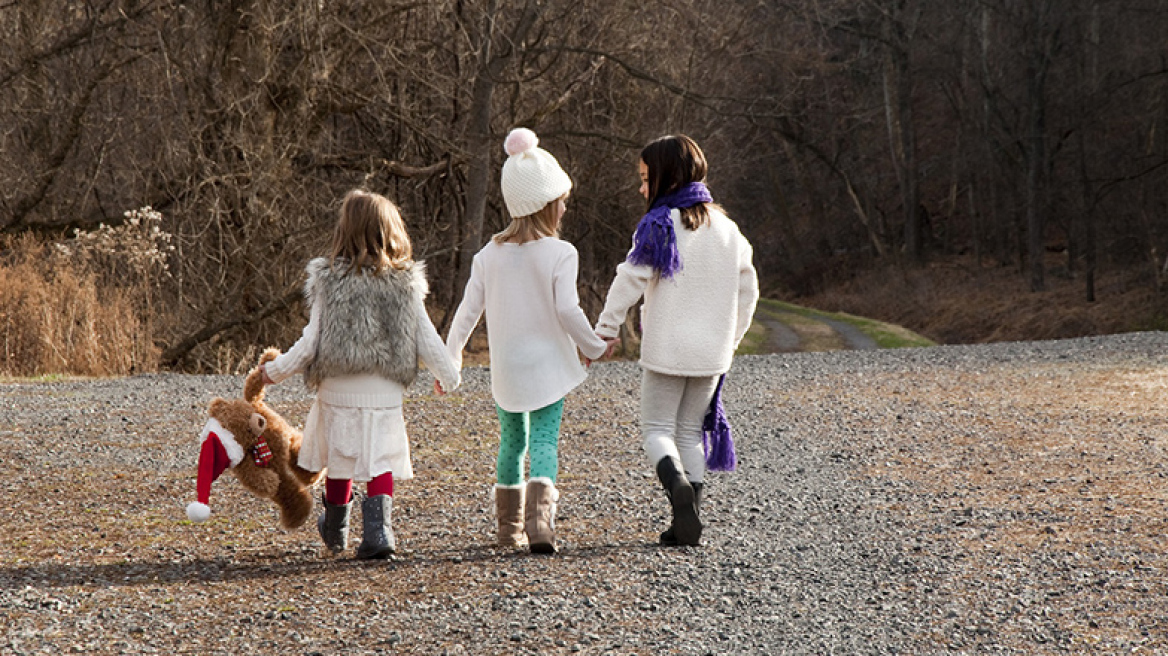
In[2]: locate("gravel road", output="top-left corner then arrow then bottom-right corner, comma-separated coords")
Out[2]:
2,333 -> 1167,655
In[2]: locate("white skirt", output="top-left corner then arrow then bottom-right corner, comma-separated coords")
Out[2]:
297,375 -> 414,481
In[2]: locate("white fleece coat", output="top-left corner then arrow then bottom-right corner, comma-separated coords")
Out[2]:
595,207 -> 758,376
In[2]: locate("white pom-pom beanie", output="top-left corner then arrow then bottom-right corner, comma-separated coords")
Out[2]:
500,128 -> 573,218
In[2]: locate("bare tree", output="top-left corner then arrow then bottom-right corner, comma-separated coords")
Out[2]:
7,0 -> 1168,372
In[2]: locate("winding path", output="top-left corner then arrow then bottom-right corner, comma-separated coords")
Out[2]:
755,306 -> 879,352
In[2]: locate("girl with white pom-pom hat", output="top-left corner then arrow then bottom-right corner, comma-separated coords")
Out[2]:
444,128 -> 609,554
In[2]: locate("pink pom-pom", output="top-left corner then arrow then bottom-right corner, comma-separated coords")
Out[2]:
504,128 -> 539,157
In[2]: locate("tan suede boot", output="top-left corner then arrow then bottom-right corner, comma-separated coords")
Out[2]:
495,485 -> 527,547
524,478 -> 559,554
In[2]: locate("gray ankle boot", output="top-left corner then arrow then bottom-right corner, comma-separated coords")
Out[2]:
655,457 -> 701,546
660,481 -> 703,546
317,495 -> 352,554
356,494 -> 395,559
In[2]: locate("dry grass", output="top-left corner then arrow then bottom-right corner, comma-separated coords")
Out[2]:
6,227 -> 1164,378
802,256 -> 1167,345
0,236 -> 158,377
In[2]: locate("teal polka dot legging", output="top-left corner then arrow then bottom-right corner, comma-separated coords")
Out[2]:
495,399 -> 564,486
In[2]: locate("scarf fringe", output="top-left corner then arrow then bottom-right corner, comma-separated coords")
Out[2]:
628,207 -> 681,277
702,373 -> 737,471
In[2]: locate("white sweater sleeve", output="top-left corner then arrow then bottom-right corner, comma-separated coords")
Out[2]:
266,301 -> 320,384
554,248 -> 609,360
416,295 -> 461,391
595,256 -> 654,340
734,235 -> 760,347
445,254 -> 486,370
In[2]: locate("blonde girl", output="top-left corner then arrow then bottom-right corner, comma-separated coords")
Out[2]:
445,128 -> 608,553
261,189 -> 460,558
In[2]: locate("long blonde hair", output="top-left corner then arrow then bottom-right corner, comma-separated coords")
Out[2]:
493,193 -> 566,244
329,189 -> 413,272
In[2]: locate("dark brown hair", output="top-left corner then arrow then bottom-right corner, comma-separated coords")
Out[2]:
640,134 -> 714,230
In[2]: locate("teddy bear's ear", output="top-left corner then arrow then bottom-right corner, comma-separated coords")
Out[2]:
209,398 -> 227,415
249,412 -> 267,436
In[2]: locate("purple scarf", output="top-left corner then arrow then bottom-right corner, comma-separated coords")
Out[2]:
702,373 -> 737,471
626,182 -> 713,278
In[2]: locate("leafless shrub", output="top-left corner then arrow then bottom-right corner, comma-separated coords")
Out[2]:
53,206 -> 173,286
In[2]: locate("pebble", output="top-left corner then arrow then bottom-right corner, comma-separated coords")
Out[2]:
1,334 -> 1167,653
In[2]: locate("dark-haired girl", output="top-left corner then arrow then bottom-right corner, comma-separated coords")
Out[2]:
595,135 -> 758,546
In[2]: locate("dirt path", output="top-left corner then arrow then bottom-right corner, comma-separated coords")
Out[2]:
817,316 -> 878,349
752,301 -> 889,353
759,313 -> 801,352
757,312 -> 879,352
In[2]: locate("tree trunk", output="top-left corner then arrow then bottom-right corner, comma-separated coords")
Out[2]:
455,0 -> 541,300
1083,2 -> 1100,302
1024,3 -> 1054,293
459,41 -> 496,298
882,2 -> 922,264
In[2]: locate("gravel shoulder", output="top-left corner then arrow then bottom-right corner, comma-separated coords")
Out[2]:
2,333 -> 1168,655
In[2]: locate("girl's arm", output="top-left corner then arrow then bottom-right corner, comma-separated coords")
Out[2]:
416,295 -> 461,392
444,253 -> 486,369
265,301 -> 321,384
594,255 -> 654,340
553,248 -> 609,360
734,235 -> 760,348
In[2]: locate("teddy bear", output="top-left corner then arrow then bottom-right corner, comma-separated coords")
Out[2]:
186,348 -> 323,529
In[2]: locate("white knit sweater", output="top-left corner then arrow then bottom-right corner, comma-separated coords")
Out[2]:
595,207 -> 758,376
446,237 -> 609,413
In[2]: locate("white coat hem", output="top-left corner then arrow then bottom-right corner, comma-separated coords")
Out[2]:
639,360 -> 731,378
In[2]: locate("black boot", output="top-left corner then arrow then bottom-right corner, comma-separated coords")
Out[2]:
660,482 -> 703,546
655,458 -> 702,546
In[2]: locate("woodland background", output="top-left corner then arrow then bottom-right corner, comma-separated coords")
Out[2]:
2,0 -> 1168,375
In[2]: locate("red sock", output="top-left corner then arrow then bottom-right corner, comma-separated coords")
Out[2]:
367,472 -> 393,497
325,478 -> 352,505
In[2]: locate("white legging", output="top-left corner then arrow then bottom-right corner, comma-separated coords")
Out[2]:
640,369 -> 720,484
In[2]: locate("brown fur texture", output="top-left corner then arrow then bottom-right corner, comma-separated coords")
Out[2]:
206,348 -> 323,529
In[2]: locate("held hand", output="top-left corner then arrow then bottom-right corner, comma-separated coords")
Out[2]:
259,364 -> 274,386
602,337 -> 621,359
434,380 -> 446,396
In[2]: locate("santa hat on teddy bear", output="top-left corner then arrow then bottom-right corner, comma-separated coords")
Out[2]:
186,417 -> 245,522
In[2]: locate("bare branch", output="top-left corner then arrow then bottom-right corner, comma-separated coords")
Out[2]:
160,284 -> 303,368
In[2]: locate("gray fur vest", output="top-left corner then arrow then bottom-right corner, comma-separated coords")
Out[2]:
303,257 -> 427,390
